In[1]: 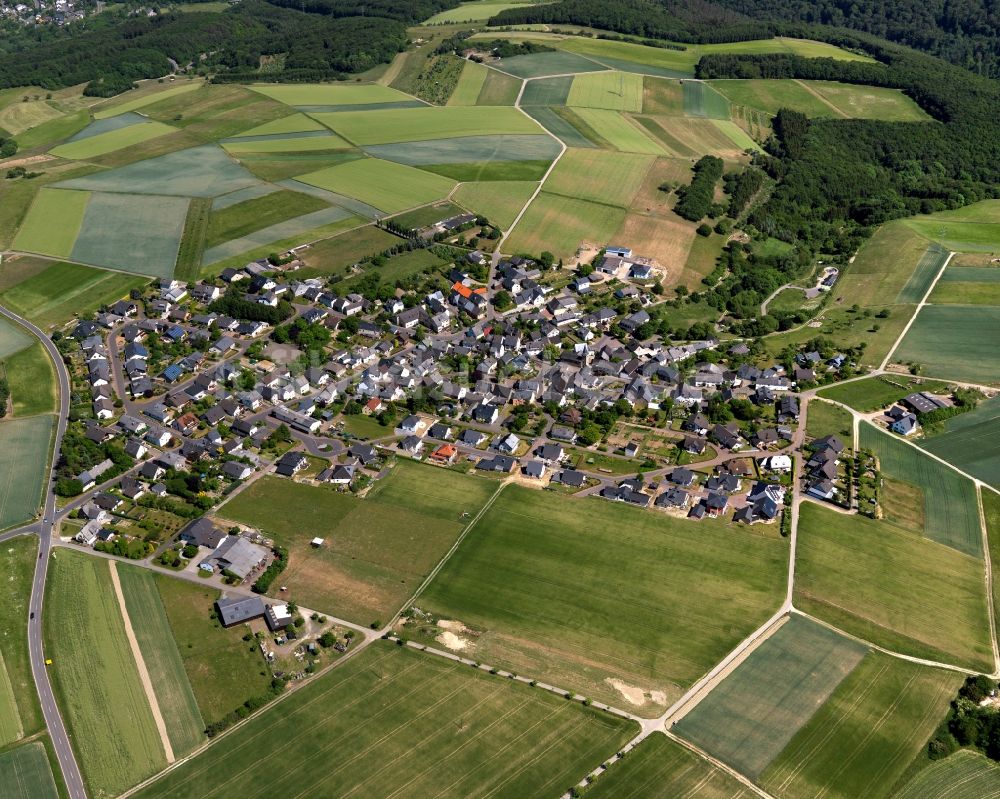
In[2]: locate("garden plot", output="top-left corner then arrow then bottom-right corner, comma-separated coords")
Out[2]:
296,158 -> 456,215
70,193 -> 189,278
50,119 -> 176,160
56,144 -> 261,198
364,133 -> 560,166
12,188 -> 90,259
674,615 -> 867,779
313,105 -> 541,145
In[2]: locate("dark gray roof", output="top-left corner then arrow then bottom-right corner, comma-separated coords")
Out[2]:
216,595 -> 266,626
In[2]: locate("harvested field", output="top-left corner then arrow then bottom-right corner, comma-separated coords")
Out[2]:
56,144 -> 260,198
892,305 -> 1000,383
543,148 -> 653,208
418,487 -> 787,715
296,157 -> 456,215
218,461 -> 498,625
634,115 -> 750,157
71,192 -> 189,278
614,213 -> 694,277
314,106 -> 540,145
12,188 -> 89,259
364,133 -> 559,165
505,192 -> 626,260
675,615 -> 867,778
133,642 -> 637,799
642,77 -> 683,115
762,653 -> 962,799
794,502 -> 993,671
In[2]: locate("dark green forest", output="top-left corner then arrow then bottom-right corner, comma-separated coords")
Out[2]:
0,0 -> 457,93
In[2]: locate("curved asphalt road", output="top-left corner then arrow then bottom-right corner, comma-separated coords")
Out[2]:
0,304 -> 87,799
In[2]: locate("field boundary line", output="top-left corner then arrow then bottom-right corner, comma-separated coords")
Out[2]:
881,250 -> 954,370
107,559 -> 175,763
977,484 -> 1000,675
392,480 -> 507,624
662,730 -> 777,799
789,608 -> 982,675
792,80 -> 848,118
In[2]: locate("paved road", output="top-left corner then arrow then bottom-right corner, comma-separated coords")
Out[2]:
0,304 -> 87,799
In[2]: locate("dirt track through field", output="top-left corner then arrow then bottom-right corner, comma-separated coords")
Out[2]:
108,560 -> 175,763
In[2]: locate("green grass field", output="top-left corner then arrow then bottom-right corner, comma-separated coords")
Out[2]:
931,268 -> 1000,305
93,81 -> 202,119
986,491 -> 1000,648
425,0 -> 539,22
0,416 -> 52,529
712,78 -> 927,121
230,112 -> 323,137
584,733 -> 753,798
0,315 -> 31,360
218,461 -> 498,625
893,305 -> 1000,383
675,615 -> 867,778
494,50 -> 607,79
570,107 -> 665,154
906,218 -> 1000,253
521,75 -> 573,106
250,82 -> 414,107
894,750 -> 1000,799
56,144 -> 260,198
298,225 -> 398,276
634,114 -> 752,157
505,191 -> 626,260
860,422 -> 983,558
762,652 -> 962,799
805,399 -> 854,441
682,80 -> 730,119
50,120 -> 176,159
0,742 -> 59,799
174,197 -> 211,281
221,132 -> 351,154
12,188 -> 90,259
0,260 -> 145,329
542,148 -> 653,208
921,396 -> 1000,487
794,502 -> 993,671
453,180 -> 536,230
205,189 -> 328,248
314,106 -> 540,145
133,641 -> 637,799
118,565 -> 205,757
211,183 -> 280,210
4,342 -> 57,416
476,68 -> 522,105
447,59 -> 489,105
818,375 -> 950,412
419,487 -> 787,715
567,70 -> 644,112
896,242 -> 951,303
70,192 -> 189,278
45,551 -> 166,797
152,573 -> 272,727
297,157 -> 456,214
365,133 -> 560,166
201,205 -> 354,265
0,537 -> 40,742
522,106 -> 596,148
